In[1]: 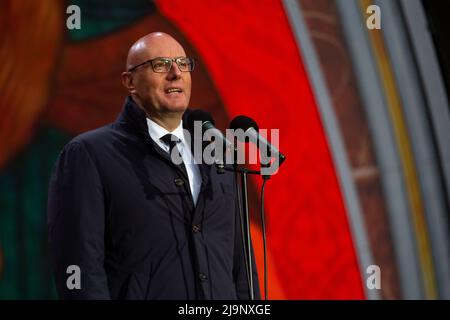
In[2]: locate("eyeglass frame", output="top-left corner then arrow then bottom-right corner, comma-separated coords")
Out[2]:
127,56 -> 196,73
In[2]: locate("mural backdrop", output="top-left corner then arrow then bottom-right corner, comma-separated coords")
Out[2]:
2,0 -> 449,300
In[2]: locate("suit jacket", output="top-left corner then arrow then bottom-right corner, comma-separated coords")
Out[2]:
47,96 -> 260,300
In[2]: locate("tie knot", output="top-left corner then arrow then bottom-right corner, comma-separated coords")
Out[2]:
161,134 -> 181,151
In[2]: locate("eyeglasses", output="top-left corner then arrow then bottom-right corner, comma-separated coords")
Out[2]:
127,57 -> 196,73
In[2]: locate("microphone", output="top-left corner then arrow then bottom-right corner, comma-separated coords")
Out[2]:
186,109 -> 233,150
186,109 -> 233,168
230,115 -> 286,174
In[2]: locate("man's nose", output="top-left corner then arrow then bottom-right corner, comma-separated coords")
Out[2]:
167,61 -> 182,80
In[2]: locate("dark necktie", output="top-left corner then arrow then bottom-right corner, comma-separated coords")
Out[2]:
160,134 -> 188,176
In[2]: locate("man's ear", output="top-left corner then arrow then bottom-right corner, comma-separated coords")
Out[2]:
121,72 -> 136,94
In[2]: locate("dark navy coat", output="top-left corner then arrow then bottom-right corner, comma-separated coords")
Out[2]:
47,96 -> 260,300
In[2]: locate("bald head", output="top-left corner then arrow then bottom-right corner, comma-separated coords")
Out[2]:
125,32 -> 186,71
121,32 -> 192,131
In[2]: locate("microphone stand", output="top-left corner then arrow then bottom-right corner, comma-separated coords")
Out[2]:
241,167 -> 254,300
215,143 -> 285,300
216,156 -> 262,301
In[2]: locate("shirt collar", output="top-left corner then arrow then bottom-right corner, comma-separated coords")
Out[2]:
146,117 -> 186,145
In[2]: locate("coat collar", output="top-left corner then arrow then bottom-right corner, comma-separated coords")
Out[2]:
115,96 -> 211,191
116,96 -> 194,141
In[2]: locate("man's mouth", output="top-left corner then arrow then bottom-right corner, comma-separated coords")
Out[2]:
165,88 -> 183,94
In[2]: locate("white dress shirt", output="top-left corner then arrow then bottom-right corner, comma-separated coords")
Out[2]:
146,117 -> 201,205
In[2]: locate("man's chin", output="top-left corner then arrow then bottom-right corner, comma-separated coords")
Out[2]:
164,103 -> 189,113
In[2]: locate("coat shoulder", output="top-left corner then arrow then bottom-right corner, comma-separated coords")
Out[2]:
70,123 -> 117,147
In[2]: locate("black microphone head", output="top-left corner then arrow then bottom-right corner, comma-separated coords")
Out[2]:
186,109 -> 215,132
229,115 -> 259,132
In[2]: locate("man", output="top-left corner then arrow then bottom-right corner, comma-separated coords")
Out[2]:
47,32 -> 260,299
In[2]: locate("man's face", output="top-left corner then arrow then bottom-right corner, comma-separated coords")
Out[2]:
129,36 -> 192,115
